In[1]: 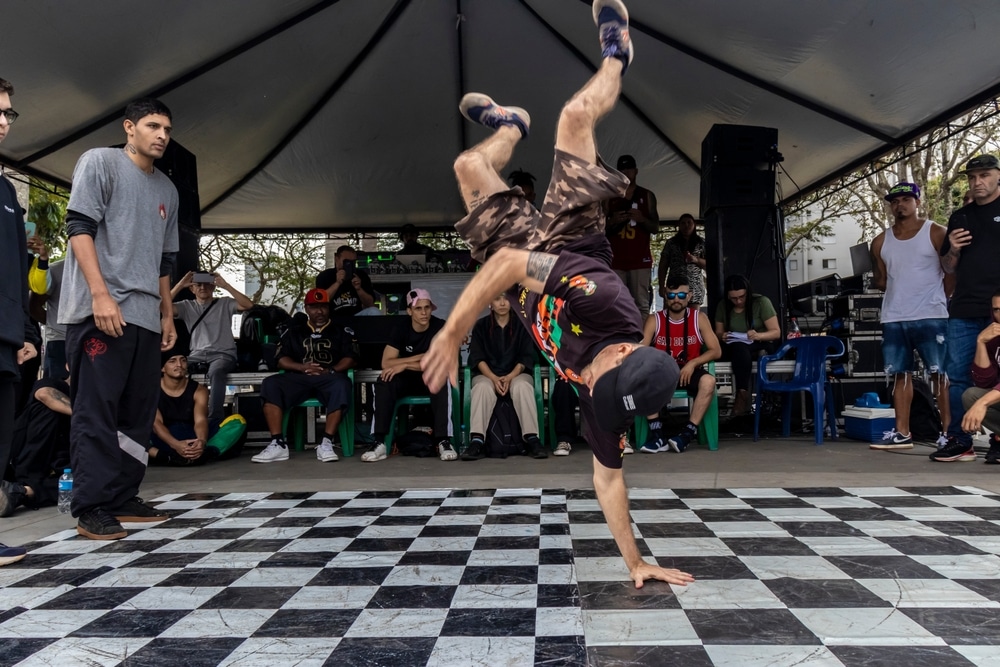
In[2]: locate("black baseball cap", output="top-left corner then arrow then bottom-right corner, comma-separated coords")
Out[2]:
616,154 -> 637,170
591,347 -> 679,434
960,155 -> 1000,173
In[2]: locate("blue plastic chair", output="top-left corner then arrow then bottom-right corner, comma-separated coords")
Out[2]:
753,336 -> 845,444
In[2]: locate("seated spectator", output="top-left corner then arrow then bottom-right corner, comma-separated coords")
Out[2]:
316,245 -> 378,316
362,288 -> 457,462
714,274 -> 781,416
171,270 -> 254,422
253,288 -> 358,463
149,350 -> 247,466
958,289 -> 1000,464
1,374 -> 71,516
462,293 -> 545,460
640,276 -> 721,452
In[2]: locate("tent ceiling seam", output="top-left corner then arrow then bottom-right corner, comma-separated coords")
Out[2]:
202,0 -> 415,216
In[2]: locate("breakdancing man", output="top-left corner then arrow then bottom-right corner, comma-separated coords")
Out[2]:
423,0 -> 692,588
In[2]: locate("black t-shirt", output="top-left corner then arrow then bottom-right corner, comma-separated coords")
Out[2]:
941,198 -> 1000,318
388,316 -> 445,358
276,321 -> 359,370
508,235 -> 643,469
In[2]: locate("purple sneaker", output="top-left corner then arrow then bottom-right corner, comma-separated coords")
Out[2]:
593,0 -> 634,74
459,93 -> 531,138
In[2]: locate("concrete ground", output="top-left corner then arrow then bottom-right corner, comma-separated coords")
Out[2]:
4,431 -> 997,545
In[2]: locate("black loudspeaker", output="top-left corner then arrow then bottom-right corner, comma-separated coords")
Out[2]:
700,125 -> 778,216
704,206 -> 787,327
155,141 -> 201,279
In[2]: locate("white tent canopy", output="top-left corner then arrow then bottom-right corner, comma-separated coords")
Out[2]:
2,0 -> 999,233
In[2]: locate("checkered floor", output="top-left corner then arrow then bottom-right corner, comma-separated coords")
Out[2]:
2,487 -> 1000,666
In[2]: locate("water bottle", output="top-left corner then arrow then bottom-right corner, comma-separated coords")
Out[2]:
57,469 -> 73,514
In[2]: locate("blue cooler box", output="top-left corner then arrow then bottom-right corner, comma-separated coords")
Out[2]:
842,407 -> 895,443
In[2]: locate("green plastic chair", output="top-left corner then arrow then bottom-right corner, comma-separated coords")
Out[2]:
384,383 -> 462,451
280,369 -> 355,456
462,365 -> 545,451
632,360 -> 719,451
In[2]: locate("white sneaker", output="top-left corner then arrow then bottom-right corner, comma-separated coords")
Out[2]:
316,441 -> 339,462
252,440 -> 289,463
361,443 -> 387,462
438,439 -> 458,461
622,437 -> 634,455
554,441 -> 572,456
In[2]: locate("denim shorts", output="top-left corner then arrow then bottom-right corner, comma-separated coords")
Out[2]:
882,319 -> 947,375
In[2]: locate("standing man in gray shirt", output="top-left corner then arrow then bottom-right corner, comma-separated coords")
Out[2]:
171,270 -> 254,421
59,98 -> 179,540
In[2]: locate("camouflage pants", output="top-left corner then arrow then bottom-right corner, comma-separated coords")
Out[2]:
455,149 -> 629,262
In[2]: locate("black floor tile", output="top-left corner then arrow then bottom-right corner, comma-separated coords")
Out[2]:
308,567 -> 393,587
686,608 -> 821,644
902,607 -> 1000,644
829,645 -> 976,667
36,586 -> 145,610
157,568 -> 250,587
578,580 -> 681,610
440,607 -> 535,636
253,608 -> 360,637
0,639 -> 56,667
722,537 -> 817,556
654,556 -> 756,579
70,609 -> 189,637
460,565 -> 538,586
201,586 -> 299,609
366,585 -> 456,609
877,535 -> 987,555
324,637 -> 435,667
589,644 -> 714,667
826,555 -> 946,579
764,578 -> 892,608
534,635 -> 589,666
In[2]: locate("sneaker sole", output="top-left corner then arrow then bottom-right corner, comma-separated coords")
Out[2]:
458,93 -> 531,134
639,446 -> 668,454
251,455 -> 289,463
931,453 -> 977,462
667,441 -> 687,453
113,514 -> 168,523
316,455 -> 339,462
361,455 -> 387,462
77,525 -> 127,540
553,450 -> 571,456
869,443 -> 914,450
593,0 -> 629,26
0,553 -> 26,566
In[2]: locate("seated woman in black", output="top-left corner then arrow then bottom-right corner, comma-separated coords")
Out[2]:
713,274 -> 781,416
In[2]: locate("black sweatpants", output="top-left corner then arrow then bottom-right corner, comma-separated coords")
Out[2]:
552,377 -> 579,441
10,402 -> 70,507
373,371 -> 451,440
66,321 -> 161,518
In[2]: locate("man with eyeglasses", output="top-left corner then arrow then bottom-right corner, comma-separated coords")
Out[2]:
422,1 -> 693,589
639,275 -> 721,453
0,76 -> 37,565
937,155 -> 1000,462
58,98 -> 178,539
868,182 -> 949,452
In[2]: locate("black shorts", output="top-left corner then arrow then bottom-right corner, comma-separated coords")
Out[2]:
260,372 -> 351,414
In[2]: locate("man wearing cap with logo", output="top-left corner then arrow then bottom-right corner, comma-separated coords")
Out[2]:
253,288 -> 358,463
362,288 -> 458,462
605,153 -> 659,317
936,155 -> 1000,461
869,182 -> 950,451
422,1 -> 692,588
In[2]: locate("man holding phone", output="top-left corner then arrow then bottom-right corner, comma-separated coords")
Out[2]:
315,245 -> 376,316
171,270 -> 254,421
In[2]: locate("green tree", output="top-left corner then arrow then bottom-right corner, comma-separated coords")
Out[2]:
199,233 -> 325,311
27,178 -> 69,258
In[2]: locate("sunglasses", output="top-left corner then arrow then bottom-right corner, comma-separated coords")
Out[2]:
666,292 -> 688,300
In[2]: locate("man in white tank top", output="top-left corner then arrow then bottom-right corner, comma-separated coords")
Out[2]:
869,182 -> 950,450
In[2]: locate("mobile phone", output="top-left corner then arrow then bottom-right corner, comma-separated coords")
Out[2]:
193,272 -> 215,284
24,221 -> 36,237
343,259 -> 355,281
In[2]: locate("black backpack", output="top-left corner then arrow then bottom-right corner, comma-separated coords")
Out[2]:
486,395 -> 523,458
396,426 -> 437,457
910,376 -> 943,441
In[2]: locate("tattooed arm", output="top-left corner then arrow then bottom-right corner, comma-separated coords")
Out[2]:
422,247 -> 556,392
35,385 -> 72,416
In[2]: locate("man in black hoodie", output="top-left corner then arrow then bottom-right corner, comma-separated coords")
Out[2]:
0,76 -> 38,566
